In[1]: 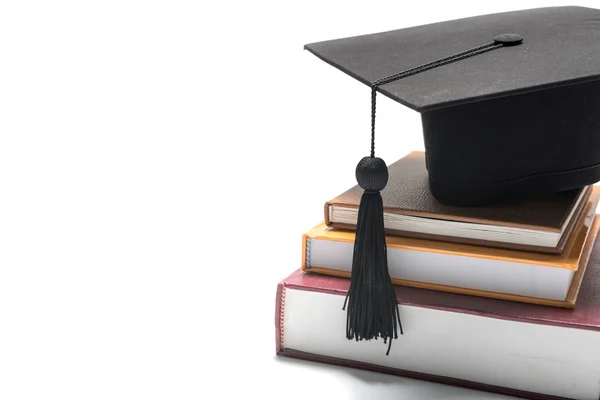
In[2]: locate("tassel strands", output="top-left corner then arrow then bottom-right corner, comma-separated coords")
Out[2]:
343,157 -> 402,356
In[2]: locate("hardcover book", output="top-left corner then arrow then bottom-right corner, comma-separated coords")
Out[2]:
277,220 -> 600,400
305,188 -> 600,307
325,151 -> 591,254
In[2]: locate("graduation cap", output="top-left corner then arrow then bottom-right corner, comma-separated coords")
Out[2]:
304,6 -> 600,354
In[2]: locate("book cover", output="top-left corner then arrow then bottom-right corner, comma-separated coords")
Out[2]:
326,151 -> 590,253
304,189 -> 600,307
277,221 -> 600,400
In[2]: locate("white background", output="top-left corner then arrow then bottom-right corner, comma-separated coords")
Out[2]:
1,1 -> 597,399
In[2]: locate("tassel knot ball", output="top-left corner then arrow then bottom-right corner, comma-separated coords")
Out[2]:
356,157 -> 388,192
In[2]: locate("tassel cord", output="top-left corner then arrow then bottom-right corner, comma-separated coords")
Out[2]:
370,42 -> 501,158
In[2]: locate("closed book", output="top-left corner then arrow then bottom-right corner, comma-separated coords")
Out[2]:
305,188 -> 600,307
277,221 -> 600,400
326,151 -> 590,254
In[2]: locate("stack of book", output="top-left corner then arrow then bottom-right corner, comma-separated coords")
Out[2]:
275,151 -> 600,400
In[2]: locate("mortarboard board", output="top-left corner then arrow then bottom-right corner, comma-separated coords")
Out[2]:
303,6 -> 600,354
305,6 -> 600,207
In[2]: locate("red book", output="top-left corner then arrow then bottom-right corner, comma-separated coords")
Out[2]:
276,219 -> 600,400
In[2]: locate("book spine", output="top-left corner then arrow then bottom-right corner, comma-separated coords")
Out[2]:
300,234 -> 310,272
324,202 -> 332,226
275,283 -> 285,354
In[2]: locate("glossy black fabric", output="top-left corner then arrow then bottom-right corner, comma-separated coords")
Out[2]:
305,6 -> 600,206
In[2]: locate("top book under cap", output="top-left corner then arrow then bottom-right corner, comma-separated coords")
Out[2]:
304,6 -> 600,206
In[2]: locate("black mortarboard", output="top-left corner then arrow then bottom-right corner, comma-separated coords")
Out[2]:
305,6 -> 600,207
303,6 -> 600,354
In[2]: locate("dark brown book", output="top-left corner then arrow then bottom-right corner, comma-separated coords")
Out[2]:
326,151 -> 591,253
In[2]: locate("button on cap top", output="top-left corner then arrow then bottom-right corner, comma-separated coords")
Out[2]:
494,33 -> 524,46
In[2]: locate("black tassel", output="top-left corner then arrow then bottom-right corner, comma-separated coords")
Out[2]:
343,156 -> 402,355
339,39 -> 520,354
